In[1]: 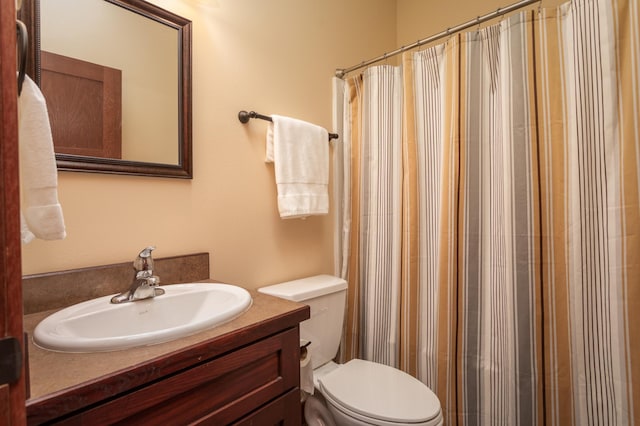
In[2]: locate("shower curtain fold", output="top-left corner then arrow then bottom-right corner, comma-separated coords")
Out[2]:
334,0 -> 639,425
536,0 -> 640,423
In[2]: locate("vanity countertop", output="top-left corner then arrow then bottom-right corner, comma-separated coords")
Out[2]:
23,282 -> 310,423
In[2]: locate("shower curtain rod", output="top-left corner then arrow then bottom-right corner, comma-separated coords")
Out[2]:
335,0 -> 540,78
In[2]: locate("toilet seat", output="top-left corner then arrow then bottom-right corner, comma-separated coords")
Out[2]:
318,359 -> 442,425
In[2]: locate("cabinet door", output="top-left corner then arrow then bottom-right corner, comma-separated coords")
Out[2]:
231,388 -> 301,426
54,327 -> 300,425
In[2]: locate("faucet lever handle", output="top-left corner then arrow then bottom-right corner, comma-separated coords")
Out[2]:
133,245 -> 156,272
138,246 -> 156,258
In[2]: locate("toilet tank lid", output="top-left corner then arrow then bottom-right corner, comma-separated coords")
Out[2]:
258,275 -> 347,302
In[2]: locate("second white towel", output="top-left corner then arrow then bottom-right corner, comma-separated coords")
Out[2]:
266,115 -> 329,219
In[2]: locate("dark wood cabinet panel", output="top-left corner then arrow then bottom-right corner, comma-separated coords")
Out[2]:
232,389 -> 301,426
40,327 -> 301,426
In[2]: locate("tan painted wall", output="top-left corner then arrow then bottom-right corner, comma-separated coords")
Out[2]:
21,0 -> 397,290
23,0 -> 572,290
397,0 -> 566,48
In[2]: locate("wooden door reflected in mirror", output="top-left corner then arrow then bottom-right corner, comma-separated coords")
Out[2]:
19,0 -> 192,178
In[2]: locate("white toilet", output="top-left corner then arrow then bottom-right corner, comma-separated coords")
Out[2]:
259,275 -> 443,426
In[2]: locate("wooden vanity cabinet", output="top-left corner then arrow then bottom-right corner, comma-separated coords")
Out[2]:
26,301 -> 309,425
56,328 -> 300,425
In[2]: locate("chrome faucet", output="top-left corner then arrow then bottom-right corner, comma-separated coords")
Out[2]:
110,246 -> 165,304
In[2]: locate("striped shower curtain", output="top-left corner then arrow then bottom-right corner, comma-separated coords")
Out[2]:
332,0 -> 639,424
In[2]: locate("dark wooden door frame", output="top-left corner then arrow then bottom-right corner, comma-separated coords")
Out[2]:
1,0 -> 27,424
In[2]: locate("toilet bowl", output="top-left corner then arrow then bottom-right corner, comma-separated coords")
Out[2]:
258,275 -> 443,426
305,394 -> 337,426
315,360 -> 442,426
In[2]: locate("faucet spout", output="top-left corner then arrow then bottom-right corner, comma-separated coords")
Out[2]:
111,246 -> 164,304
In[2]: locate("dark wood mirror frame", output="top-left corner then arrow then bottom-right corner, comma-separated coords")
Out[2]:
19,0 -> 192,179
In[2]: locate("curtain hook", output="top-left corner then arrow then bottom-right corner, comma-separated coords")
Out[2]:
476,16 -> 481,31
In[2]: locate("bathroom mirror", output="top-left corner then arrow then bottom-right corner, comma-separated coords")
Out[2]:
19,0 -> 192,178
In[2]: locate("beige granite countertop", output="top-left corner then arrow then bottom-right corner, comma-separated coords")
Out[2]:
24,287 -> 307,402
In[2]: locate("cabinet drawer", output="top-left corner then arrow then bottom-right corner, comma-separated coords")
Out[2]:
55,327 -> 300,425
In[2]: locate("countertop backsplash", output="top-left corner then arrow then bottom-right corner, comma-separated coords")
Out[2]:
22,252 -> 210,314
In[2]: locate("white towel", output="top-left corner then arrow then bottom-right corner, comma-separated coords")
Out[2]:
265,115 -> 329,219
18,76 -> 66,243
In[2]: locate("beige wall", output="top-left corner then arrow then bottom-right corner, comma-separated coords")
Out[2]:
397,0 -> 566,47
21,0 -> 397,290
23,0 -> 571,290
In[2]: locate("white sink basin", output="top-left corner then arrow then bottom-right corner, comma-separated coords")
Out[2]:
33,283 -> 252,353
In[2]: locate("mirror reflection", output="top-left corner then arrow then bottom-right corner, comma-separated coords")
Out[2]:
28,0 -> 192,178
42,0 -> 179,164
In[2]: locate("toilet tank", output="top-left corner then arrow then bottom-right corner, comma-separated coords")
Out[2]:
258,275 -> 347,369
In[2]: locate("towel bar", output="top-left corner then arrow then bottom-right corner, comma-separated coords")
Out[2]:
238,110 -> 339,141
